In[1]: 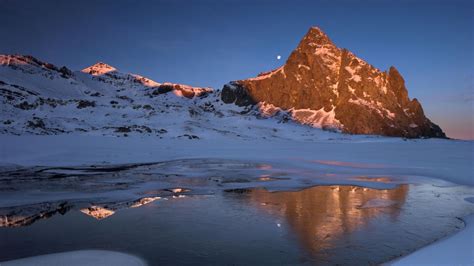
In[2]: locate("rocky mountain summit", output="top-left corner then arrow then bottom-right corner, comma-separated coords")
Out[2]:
222,27 -> 445,138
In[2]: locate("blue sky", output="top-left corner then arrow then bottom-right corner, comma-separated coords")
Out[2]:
0,0 -> 472,139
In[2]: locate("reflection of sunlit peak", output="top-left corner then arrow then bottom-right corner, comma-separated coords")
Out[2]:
167,188 -> 190,194
244,184 -> 409,258
354,176 -> 392,183
259,175 -> 272,181
313,160 -> 386,169
130,197 -> 161,208
80,206 -> 115,220
360,199 -> 398,209
0,215 -> 28,227
257,164 -> 273,170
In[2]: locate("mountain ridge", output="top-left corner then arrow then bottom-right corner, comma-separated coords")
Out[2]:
1,53 -> 339,140
0,27 -> 447,139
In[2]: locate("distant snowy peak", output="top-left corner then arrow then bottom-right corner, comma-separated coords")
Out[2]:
80,61 -> 212,97
80,62 -> 212,95
0,54 -> 73,78
0,54 -> 220,136
222,26 -> 446,138
1,54 -> 54,69
81,61 -> 163,89
82,62 -> 117,76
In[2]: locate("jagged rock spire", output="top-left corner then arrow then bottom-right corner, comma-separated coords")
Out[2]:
222,26 -> 446,138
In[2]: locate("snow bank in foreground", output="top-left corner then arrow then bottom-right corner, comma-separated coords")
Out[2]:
390,213 -> 474,265
2,250 -> 147,266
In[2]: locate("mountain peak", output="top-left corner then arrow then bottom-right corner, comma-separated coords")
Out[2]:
223,27 -> 446,138
0,54 -> 57,69
82,62 -> 117,76
308,26 -> 325,35
302,26 -> 333,46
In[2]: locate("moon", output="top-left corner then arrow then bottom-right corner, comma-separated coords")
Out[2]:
277,55 -> 281,60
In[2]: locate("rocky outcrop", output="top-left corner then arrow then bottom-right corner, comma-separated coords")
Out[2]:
222,27 -> 446,138
152,83 -> 212,99
221,82 -> 256,106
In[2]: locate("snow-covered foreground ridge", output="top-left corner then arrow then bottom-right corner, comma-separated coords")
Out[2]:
390,214 -> 474,265
2,250 -> 147,266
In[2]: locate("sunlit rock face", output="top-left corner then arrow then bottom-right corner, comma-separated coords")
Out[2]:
222,27 -> 445,138
245,185 -> 409,257
82,62 -> 117,76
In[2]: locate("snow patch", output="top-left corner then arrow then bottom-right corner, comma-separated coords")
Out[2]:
315,45 -> 340,72
248,66 -> 284,81
298,64 -> 310,70
1,250 -> 147,266
295,74 -> 302,82
258,102 -> 283,117
290,106 -> 341,129
392,214 -> 474,265
345,66 -> 356,76
349,98 -> 396,119
348,85 -> 356,94
352,75 -> 361,82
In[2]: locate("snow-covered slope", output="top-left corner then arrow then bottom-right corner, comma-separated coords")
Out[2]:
0,54 -> 345,140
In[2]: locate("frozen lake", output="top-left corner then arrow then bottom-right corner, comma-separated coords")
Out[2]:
1,158 -> 473,265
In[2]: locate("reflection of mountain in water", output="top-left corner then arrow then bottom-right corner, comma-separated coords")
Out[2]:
80,197 -> 162,220
0,201 -> 72,228
245,185 -> 409,260
0,196 -> 164,227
